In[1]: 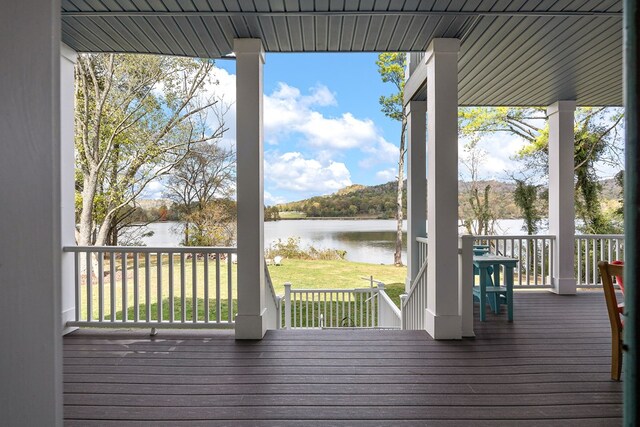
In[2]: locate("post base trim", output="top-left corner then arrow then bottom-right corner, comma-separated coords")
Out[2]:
425,309 -> 462,340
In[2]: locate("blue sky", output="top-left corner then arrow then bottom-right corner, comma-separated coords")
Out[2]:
147,53 -> 621,204
141,53 -> 626,203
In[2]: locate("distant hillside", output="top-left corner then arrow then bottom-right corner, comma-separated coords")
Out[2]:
277,178 -> 622,220
278,181 -> 400,218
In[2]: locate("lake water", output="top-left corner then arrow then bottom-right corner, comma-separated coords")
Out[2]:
138,219 -> 537,265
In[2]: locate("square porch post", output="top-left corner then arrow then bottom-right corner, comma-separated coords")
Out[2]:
234,39 -> 267,339
406,100 -> 427,291
548,101 -> 577,295
425,39 -> 462,339
61,43 -> 78,334
0,1 -> 63,424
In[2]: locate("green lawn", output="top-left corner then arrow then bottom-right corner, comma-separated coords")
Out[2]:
277,211 -> 307,219
267,258 -> 406,305
79,256 -> 407,321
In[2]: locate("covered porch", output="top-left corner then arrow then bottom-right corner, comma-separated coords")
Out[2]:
1,1 -> 637,426
63,292 -> 621,425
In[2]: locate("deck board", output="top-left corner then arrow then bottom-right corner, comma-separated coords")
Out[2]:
64,292 -> 623,425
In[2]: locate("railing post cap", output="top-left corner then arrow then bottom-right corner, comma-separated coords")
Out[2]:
400,293 -> 408,301
284,282 -> 291,287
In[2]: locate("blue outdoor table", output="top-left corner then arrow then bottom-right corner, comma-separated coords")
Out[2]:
473,254 -> 519,322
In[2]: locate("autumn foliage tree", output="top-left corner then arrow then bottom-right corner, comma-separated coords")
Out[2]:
75,53 -> 226,246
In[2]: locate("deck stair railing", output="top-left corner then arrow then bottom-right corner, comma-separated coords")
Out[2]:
264,261 -> 282,329
63,246 -> 236,329
401,237 -> 428,330
575,234 -> 624,287
282,279 -> 400,329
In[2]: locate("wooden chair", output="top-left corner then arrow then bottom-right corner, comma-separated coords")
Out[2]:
598,261 -> 624,381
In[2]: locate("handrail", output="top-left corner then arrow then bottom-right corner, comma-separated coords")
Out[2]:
403,255 -> 428,302
264,261 -> 281,329
64,246 -> 236,253
402,237 -> 428,330
378,288 -> 402,328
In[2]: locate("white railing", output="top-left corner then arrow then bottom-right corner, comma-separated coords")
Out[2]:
264,261 -> 281,329
378,286 -> 402,329
63,246 -> 236,329
474,235 -> 555,288
575,234 -> 625,287
282,282 -> 400,329
401,237 -> 428,330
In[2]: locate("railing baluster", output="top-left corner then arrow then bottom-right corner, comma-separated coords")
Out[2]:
216,255 -> 221,323
592,239 -> 597,286
145,253 -> 150,322
133,252 -> 139,322
227,252 -> 233,323
157,252 -> 163,322
98,251 -> 104,321
169,252 -> 174,322
192,252 -> 198,323
204,254 -> 209,323
180,253 -> 186,323
311,292 -> 315,328
121,251 -> 127,322
86,250 -> 92,321
577,238 -> 582,286
533,238 -> 538,286
329,292 -> 333,327
323,292 -> 327,328
110,252 -> 116,322
293,291 -> 297,328
74,251 -> 80,322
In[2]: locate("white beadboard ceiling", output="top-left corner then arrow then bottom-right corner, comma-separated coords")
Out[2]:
61,0 -> 623,106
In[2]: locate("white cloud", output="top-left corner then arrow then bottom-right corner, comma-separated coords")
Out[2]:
202,66 -> 238,148
141,180 -> 166,199
264,82 -> 390,152
459,134 -> 528,180
376,168 -> 397,182
264,191 -> 286,206
265,152 -> 352,193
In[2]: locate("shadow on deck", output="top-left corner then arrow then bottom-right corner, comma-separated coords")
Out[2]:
63,292 -> 622,426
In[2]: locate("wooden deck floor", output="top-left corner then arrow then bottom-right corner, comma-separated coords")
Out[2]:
64,292 -> 622,426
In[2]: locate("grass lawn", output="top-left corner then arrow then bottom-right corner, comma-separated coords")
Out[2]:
267,258 -> 406,306
278,211 -> 307,219
79,256 -> 407,321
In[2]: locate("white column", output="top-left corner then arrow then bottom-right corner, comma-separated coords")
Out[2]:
548,101 -> 577,295
425,39 -> 462,339
0,1 -> 63,425
234,39 -> 267,339
406,101 -> 427,291
61,43 -> 78,334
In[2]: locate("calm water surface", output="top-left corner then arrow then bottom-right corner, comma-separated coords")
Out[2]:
140,219 -> 535,265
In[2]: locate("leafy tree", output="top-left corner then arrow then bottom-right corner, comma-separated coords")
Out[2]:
74,53 -> 225,246
376,52 -> 407,266
184,199 -> 237,246
265,206 -> 281,222
459,107 -> 624,233
513,178 -> 542,235
165,140 -> 235,244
